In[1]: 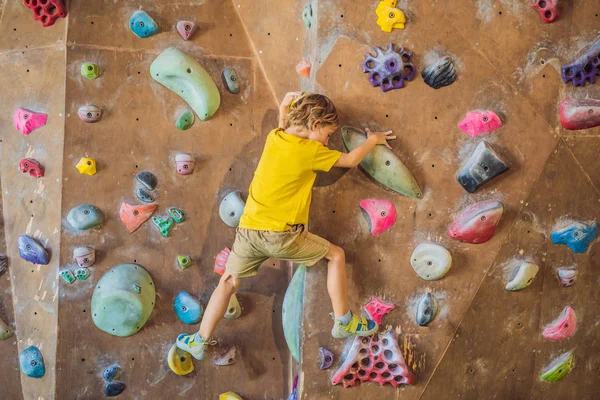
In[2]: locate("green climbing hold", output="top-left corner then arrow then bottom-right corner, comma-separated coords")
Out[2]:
91,264 -> 156,337
74,267 -> 90,281
176,110 -> 195,130
282,264 -> 306,362
169,207 -> 185,223
81,63 -> 100,80
150,48 -> 221,121
60,270 -> 76,284
541,352 -> 574,382
152,216 -> 174,237
177,255 -> 192,269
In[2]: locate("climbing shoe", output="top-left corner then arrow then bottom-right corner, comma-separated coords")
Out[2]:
176,333 -> 214,360
330,311 -> 379,339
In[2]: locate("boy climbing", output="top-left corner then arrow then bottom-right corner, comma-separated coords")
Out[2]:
176,92 -> 396,360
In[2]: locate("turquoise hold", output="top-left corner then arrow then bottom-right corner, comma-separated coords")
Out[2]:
152,216 -> 174,237
66,204 -> 104,231
174,291 -> 203,325
20,346 -> 45,378
129,10 -> 158,38
282,264 -> 306,362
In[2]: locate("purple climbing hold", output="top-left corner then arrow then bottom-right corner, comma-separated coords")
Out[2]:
319,347 -> 333,370
18,235 -> 50,265
561,37 -> 600,87
214,344 -> 236,366
362,43 -> 416,92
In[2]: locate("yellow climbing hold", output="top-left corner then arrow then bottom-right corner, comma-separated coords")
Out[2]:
167,344 -> 194,375
76,157 -> 97,176
219,393 -> 243,400
375,0 -> 406,32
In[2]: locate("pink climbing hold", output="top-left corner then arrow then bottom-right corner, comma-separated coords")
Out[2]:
13,108 -> 48,135
543,305 -> 576,341
19,158 -> 44,178
296,58 -> 311,78
176,154 -> 195,175
359,199 -> 397,236
176,21 -> 196,40
214,247 -> 230,276
531,0 -> 558,23
457,110 -> 502,138
331,330 -> 414,388
363,296 -> 395,325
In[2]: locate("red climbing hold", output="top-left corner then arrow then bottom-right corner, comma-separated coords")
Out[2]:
23,0 -> 68,27
530,0 -> 558,23
214,247 -> 230,276
359,199 -> 397,236
176,21 -> 196,41
13,108 -> 47,135
363,296 -> 395,325
19,158 -> 44,178
119,202 -> 156,233
448,200 -> 504,244
559,98 -> 600,130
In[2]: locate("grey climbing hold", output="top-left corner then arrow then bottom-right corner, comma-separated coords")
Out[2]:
219,191 -> 245,227
410,243 -> 452,280
103,364 -> 122,381
214,344 -> 236,366
0,254 -> 8,276
422,56 -> 457,89
20,346 -> 45,378
66,204 -> 105,231
222,67 -> 241,94
457,141 -> 509,193
137,171 -> 157,190
104,381 -> 126,397
136,187 -> 154,203
224,294 -> 241,320
0,316 -> 12,340
416,292 -> 438,326
59,270 -> 76,284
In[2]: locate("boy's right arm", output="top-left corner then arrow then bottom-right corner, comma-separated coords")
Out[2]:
334,129 -> 396,168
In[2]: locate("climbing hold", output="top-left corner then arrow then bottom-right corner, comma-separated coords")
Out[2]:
76,157 -> 97,176
77,105 -> 102,123
457,141 -> 509,193
66,204 -> 105,231
177,255 -> 192,269
59,270 -> 75,284
362,44 -> 416,92
136,187 -> 154,203
19,346 -> 45,378
219,191 -> 245,227
410,243 -> 452,280
73,246 -> 95,268
23,0 -> 67,27
561,37 -> 600,87
0,317 -> 12,340
375,0 -> 406,32
176,154 -> 195,175
422,56 -> 457,89
543,306 -> 576,341
318,347 -> 333,370
168,344 -> 194,375
458,110 -> 502,137
169,207 -> 185,223
119,202 -> 157,233
104,382 -> 126,397
541,352 -> 574,382
416,292 -> 438,326
152,216 -> 175,237
222,66 -> 241,94
74,267 -> 90,281
220,393 -> 243,400
174,291 -> 203,325
557,268 -> 577,287
559,97 -> 600,130
129,10 -> 158,38
447,200 -> 504,244
302,3 -> 313,28
296,58 -> 311,78
176,21 -> 196,40
18,235 -> 50,265
288,376 -> 298,400
13,108 -> 47,135
91,264 -> 156,337
332,329 -> 414,387
214,247 -> 230,276
531,0 -> 558,23
359,199 -> 397,236
506,262 -> 539,291
214,345 -> 236,366
282,264 -> 306,362
342,127 -> 422,198
224,294 -> 241,320
81,63 -> 100,80
0,254 -> 8,276
151,48 -> 221,121
551,221 -> 598,253
176,110 -> 195,130
103,364 -> 122,381
364,296 -> 395,325
19,158 -> 44,178
137,171 -> 157,190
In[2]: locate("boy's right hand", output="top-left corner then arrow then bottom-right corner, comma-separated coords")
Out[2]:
366,128 -> 396,149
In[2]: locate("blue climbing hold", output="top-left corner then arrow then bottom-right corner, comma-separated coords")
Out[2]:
551,221 -> 598,253
20,346 -> 45,378
18,235 -> 50,265
174,291 -> 203,325
129,10 -> 158,38
103,364 -> 122,381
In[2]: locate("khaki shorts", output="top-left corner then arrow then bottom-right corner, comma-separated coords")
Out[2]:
225,224 -> 331,278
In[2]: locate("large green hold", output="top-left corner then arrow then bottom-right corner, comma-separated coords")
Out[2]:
541,352 -> 574,382
91,264 -> 155,337
282,264 -> 306,362
150,48 -> 220,121
341,127 -> 422,199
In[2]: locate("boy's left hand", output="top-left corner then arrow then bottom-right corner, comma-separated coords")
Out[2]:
280,91 -> 303,110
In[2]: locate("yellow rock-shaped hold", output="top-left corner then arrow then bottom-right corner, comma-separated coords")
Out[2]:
76,157 -> 97,176
220,393 -> 243,400
376,0 -> 406,32
167,344 -> 194,376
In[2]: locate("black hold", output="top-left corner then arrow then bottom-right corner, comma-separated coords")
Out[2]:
137,171 -> 157,190
0,254 -> 8,276
136,187 -> 154,203
456,141 -> 509,193
104,381 -> 125,397
422,56 -> 457,89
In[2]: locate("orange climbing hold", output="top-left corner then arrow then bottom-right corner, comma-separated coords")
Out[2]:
296,58 -> 311,78
119,202 -> 157,233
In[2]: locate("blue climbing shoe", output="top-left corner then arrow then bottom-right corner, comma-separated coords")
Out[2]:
330,311 -> 379,339
176,333 -> 213,360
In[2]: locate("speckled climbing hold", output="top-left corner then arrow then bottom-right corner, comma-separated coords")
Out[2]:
214,345 -> 236,366
0,317 -> 12,340
541,352 -> 573,382
557,268 -> 577,287
176,154 -> 195,175
129,10 -> 158,38
176,110 -> 195,130
561,37 -> 600,87
18,235 -> 50,265
20,346 -> 45,378
364,296 -> 395,325
224,294 -> 241,320
543,306 -> 576,341
13,108 -> 47,135
359,199 -> 397,236
457,141 -> 509,193
177,255 -> 192,270
91,264 -> 156,337
19,158 -> 44,178
222,67 -> 241,94
214,247 -> 230,276
296,58 -> 311,78
220,393 -> 243,400
506,262 -> 539,291
458,110 -> 502,137
77,105 -> 102,123
422,56 -> 457,89
551,221 -> 598,253
362,44 -> 416,92
59,270 -> 75,284
81,63 -> 100,80
174,291 -> 203,325
103,364 -> 122,381
318,347 -> 333,370
342,127 -> 422,198
23,0 -> 67,27
119,202 -> 157,233
410,243 -> 452,281
375,0 -> 406,32
302,3 -> 313,28
331,329 -> 414,387
282,264 -> 306,362
136,187 -> 154,203
74,267 -> 90,281
168,344 -> 194,375
169,207 -> 185,223
219,191 -> 245,227
137,171 -> 157,190
67,204 -> 105,231
416,292 -> 438,326
559,97 -> 600,130
104,382 -> 126,397
73,246 -> 95,268
448,200 -> 504,244
0,254 -> 8,276
152,216 -> 174,237
132,284 -> 141,294
176,21 -> 196,40
531,0 -> 558,23
151,48 -> 221,121
76,157 -> 97,176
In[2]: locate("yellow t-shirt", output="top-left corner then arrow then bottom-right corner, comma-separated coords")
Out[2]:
239,128 -> 342,231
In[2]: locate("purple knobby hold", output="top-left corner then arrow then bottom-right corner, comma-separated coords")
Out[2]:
561,37 -> 600,87
361,43 -> 416,92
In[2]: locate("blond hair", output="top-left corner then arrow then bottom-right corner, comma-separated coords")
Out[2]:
284,93 -> 340,131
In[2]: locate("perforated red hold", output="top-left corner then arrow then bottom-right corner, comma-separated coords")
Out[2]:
363,296 -> 395,325
331,330 -> 414,388
530,0 -> 558,23
23,0 -> 68,27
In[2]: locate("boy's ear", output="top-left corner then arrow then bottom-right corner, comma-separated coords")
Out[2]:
311,120 -> 321,131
